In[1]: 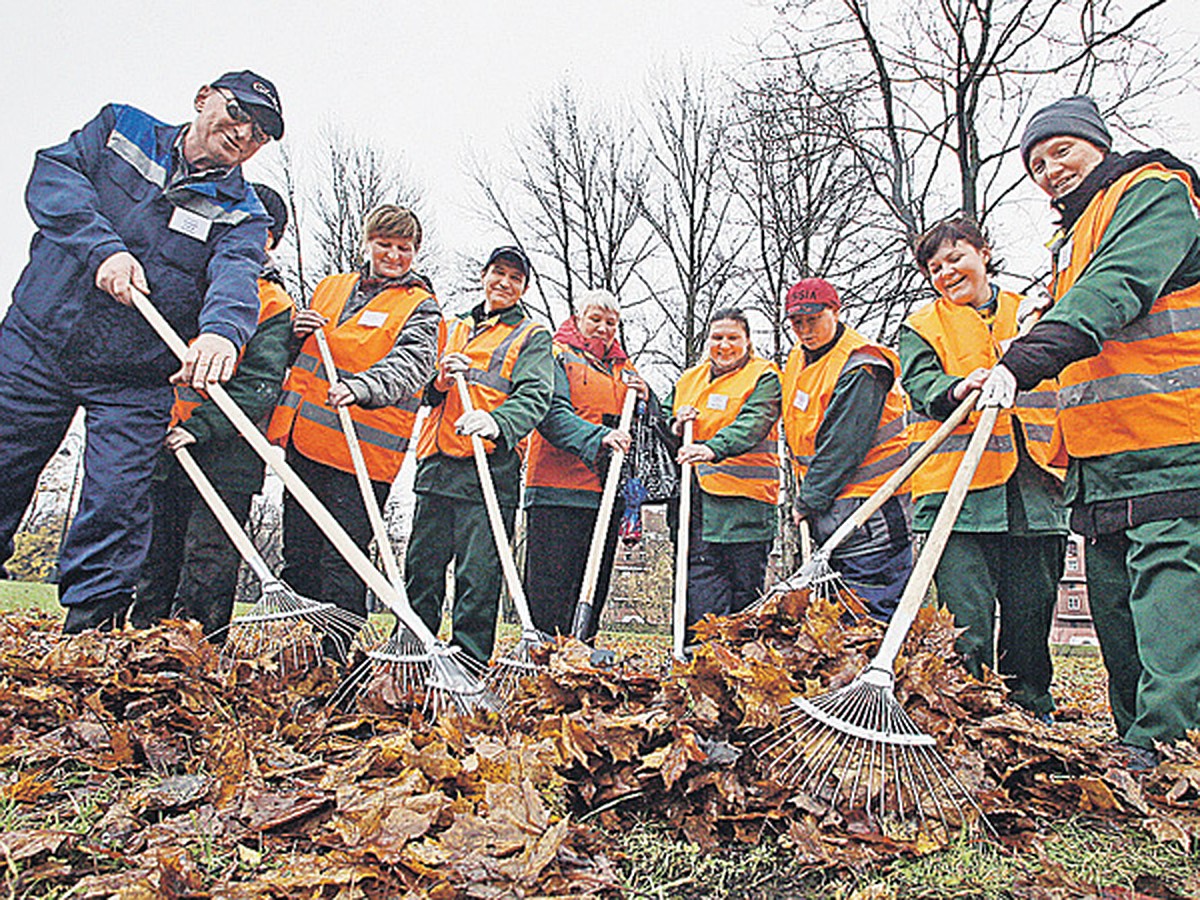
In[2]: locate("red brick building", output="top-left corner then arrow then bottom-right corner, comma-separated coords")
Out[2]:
1050,533 -> 1097,646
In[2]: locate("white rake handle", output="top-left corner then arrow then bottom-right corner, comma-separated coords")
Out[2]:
817,390 -> 979,560
798,519 -> 813,565
129,288 -> 440,648
870,404 -> 1001,673
174,445 -> 276,588
312,327 -> 403,587
672,419 -> 694,661
572,386 -> 637,638
453,373 -> 538,635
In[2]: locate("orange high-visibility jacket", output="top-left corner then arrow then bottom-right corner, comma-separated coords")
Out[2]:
267,272 -> 431,483
415,311 -> 547,460
672,356 -> 780,504
1051,163 -> 1200,461
172,277 -> 296,427
782,325 -> 909,499
907,290 -> 1062,497
524,342 -> 635,494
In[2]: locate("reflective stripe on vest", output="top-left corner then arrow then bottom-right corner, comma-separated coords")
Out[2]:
525,341 -> 633,494
905,289 -> 1061,497
170,278 -> 296,428
416,312 -> 546,460
672,355 -> 780,504
266,272 -> 433,482
781,325 -> 910,500
1051,164 -> 1200,460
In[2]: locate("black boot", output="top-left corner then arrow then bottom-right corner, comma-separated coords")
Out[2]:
62,593 -> 132,634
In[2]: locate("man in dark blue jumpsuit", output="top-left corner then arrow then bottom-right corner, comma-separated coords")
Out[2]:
0,71 -> 285,633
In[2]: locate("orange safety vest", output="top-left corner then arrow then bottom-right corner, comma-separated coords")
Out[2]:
1050,163 -> 1200,461
672,355 -> 780,504
781,326 -> 909,499
266,272 -> 433,483
415,309 -> 547,460
906,290 -> 1062,497
171,277 -> 296,428
524,342 -> 634,494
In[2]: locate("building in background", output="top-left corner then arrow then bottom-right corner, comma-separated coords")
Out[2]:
1050,533 -> 1096,646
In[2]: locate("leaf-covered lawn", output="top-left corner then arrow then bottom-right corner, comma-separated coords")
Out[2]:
0,589 -> 1197,898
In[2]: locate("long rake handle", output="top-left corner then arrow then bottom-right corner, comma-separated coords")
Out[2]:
818,390 -> 979,559
174,446 -> 276,587
872,405 -> 1000,672
129,288 -> 440,647
312,328 -> 403,587
572,386 -> 637,638
453,373 -> 537,634
672,419 -> 694,661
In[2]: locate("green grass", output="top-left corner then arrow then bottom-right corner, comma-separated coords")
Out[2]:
613,816 -> 1200,899
0,580 -> 60,615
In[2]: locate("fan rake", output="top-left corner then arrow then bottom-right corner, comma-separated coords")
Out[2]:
453,373 -> 549,699
307,327 -> 454,710
174,447 -> 381,672
132,288 -> 494,718
755,404 -> 1001,837
754,391 -> 979,615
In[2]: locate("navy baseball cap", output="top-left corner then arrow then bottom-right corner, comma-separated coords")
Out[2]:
484,245 -> 531,279
211,70 -> 284,140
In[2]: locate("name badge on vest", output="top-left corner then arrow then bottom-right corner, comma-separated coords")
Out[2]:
706,394 -> 728,411
358,310 -> 388,328
792,390 -> 810,411
168,206 -> 212,242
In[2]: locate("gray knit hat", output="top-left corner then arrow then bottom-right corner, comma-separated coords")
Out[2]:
1019,96 -> 1112,172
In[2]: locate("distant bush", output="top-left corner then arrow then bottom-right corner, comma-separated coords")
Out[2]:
8,524 -> 60,582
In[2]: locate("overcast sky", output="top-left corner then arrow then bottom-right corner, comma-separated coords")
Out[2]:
1,0 -> 1196,318
0,0 -> 783,309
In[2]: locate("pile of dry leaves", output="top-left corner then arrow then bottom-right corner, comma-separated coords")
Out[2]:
1,588 -> 1198,898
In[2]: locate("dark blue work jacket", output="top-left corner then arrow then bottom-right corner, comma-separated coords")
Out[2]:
6,103 -> 267,384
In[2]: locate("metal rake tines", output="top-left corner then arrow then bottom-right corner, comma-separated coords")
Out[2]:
334,629 -> 501,718
753,550 -> 862,617
484,630 -> 550,700
219,583 -> 377,672
755,668 -> 994,835
424,644 -> 502,717
330,624 -> 431,709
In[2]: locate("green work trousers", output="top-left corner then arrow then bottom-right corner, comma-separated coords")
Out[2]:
405,491 -> 515,664
933,532 -> 1065,714
1085,517 -> 1200,750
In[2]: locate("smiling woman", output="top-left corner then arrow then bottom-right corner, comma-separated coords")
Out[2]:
267,204 -> 441,627
664,308 -> 781,643
404,245 -> 556,664
899,214 -> 1068,718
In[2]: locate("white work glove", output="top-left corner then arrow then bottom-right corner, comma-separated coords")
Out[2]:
1016,287 -> 1053,330
456,409 -> 501,440
440,352 -> 471,376
978,364 -> 1017,409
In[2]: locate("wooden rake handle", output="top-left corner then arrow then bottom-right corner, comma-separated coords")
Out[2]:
452,373 -> 538,634
817,390 -> 979,559
129,288 -> 439,646
174,446 -> 276,587
312,328 -> 403,587
572,386 -> 638,639
672,419 -> 694,661
871,404 -> 1001,672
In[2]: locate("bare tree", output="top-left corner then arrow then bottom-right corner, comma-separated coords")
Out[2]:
638,65 -> 749,373
308,121 -> 425,280
469,83 -> 655,326
729,71 -> 882,365
764,0 -> 1189,334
